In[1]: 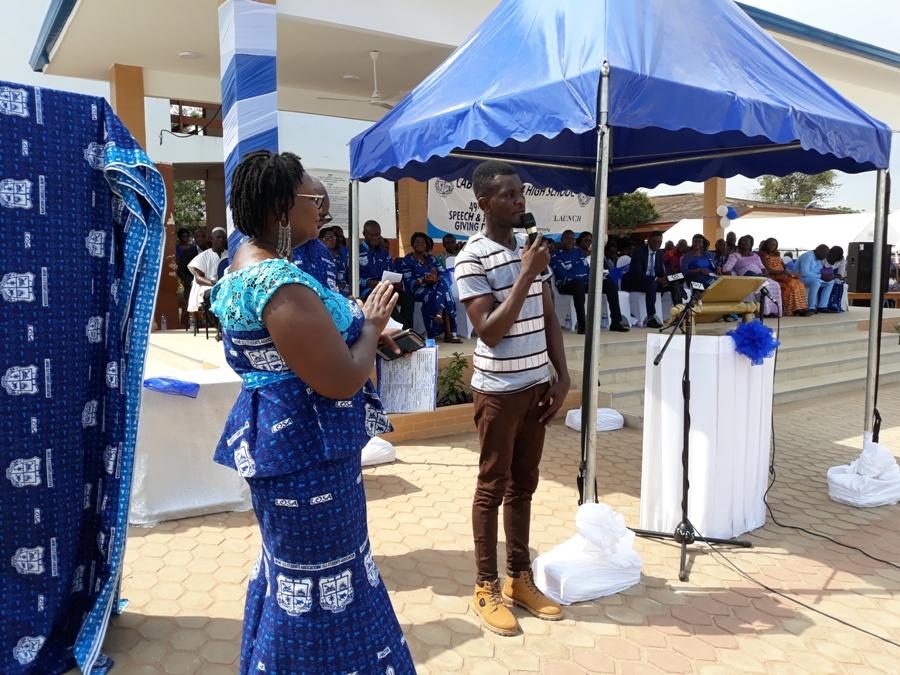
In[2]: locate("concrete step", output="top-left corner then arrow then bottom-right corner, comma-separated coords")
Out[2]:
593,358 -> 900,430
568,331 -> 900,388
776,360 -> 900,405
773,347 -> 900,384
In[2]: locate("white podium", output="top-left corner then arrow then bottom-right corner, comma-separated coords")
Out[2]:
639,333 -> 774,539
131,366 -> 252,525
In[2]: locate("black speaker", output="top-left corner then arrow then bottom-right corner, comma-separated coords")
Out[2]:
846,242 -> 893,293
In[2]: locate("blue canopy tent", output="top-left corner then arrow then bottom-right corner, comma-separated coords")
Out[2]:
349,0 -> 892,504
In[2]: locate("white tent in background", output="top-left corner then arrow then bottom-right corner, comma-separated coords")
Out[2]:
663,211 -> 900,255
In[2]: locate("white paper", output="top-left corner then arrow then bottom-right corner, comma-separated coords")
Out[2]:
379,347 -> 438,413
381,270 -> 403,284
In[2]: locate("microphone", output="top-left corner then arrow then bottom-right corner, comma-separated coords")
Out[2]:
667,273 -> 685,282
759,286 -> 772,298
691,282 -> 706,291
521,212 -> 540,245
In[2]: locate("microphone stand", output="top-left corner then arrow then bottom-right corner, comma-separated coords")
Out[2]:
631,284 -> 752,582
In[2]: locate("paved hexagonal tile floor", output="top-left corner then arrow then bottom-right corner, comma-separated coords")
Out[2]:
81,385 -> 900,673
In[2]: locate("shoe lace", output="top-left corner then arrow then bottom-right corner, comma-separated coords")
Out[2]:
486,580 -> 504,606
520,571 -> 542,596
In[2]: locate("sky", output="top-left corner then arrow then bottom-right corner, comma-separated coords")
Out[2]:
2,0 -> 898,211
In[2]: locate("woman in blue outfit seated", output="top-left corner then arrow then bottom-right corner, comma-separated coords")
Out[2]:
209,150 -> 414,675
680,233 -> 718,288
319,226 -> 350,296
399,231 -> 464,342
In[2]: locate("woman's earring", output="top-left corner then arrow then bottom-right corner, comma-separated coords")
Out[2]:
276,220 -> 292,259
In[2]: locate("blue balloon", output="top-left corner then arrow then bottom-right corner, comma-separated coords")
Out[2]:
726,206 -> 739,220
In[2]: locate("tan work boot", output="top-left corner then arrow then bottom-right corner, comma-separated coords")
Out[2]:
472,580 -> 519,636
502,570 -> 563,621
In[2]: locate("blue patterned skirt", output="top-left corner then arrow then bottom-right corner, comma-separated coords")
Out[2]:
240,454 -> 414,674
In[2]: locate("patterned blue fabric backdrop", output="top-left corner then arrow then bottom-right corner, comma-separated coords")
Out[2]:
0,82 -> 164,674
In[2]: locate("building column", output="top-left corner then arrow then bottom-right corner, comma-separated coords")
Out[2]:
108,64 -> 146,149
702,177 -> 726,244
109,63 -> 179,329
154,164 -> 180,329
205,165 -> 227,230
218,0 -> 278,254
396,178 -> 428,256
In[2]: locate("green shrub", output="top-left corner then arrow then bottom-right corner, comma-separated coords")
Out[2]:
437,352 -> 473,407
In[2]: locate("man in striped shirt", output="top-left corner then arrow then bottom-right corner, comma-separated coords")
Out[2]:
455,160 -> 570,636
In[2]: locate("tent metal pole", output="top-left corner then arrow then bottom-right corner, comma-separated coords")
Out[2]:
350,179 -> 361,298
448,151 -> 594,173
864,169 -> 889,434
612,141 -> 802,172
579,62 -> 611,505
447,141 -> 801,177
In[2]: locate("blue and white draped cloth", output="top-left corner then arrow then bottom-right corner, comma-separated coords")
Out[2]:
219,0 -> 279,256
0,82 -> 164,674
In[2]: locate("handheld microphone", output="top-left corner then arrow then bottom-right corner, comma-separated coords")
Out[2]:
667,273 -> 685,282
521,213 -> 540,245
691,281 -> 706,291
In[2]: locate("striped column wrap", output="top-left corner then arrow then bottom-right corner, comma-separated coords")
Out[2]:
218,0 -> 278,255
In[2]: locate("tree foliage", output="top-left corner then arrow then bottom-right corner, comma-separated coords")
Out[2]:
753,171 -> 838,208
608,191 -> 658,231
173,180 -> 206,227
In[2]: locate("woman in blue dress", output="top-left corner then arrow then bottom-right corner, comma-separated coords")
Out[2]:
210,150 -> 414,675
680,233 -> 718,288
319,226 -> 350,296
399,231 -> 463,342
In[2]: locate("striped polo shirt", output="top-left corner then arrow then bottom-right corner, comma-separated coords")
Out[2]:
455,232 -> 552,394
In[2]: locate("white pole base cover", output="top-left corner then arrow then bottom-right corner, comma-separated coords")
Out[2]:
533,503 -> 642,605
827,432 -> 900,508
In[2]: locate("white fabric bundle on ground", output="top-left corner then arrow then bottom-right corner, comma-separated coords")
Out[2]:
533,503 -> 642,605
565,408 -> 625,433
361,437 -> 396,467
827,433 -> 900,508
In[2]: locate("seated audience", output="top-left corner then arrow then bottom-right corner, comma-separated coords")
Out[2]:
187,227 -> 227,326
550,230 -> 629,333
680,234 -> 717,288
577,231 -> 593,257
621,231 -> 668,329
175,227 -> 200,327
712,238 -> 729,273
782,251 -> 797,272
399,232 -> 463,342
359,219 -> 414,328
760,238 -> 810,316
725,230 -> 737,255
797,244 -> 836,314
319,227 -> 350,296
439,233 -> 461,265
617,241 -> 634,271
722,235 -> 782,317
663,239 -> 687,276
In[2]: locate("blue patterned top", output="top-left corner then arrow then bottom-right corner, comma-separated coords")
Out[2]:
209,258 -> 391,478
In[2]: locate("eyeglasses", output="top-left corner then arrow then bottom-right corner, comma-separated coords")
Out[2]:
297,193 -> 326,209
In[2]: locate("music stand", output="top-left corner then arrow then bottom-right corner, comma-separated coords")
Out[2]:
634,275 -> 766,581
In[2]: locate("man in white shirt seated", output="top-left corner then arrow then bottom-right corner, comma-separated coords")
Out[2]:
187,227 -> 227,327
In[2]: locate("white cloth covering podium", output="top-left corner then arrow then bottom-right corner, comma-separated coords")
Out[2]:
640,333 -> 774,540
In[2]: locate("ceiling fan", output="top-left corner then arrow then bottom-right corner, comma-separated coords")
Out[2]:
318,50 -> 395,110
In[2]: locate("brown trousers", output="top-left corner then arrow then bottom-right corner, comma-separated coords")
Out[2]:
472,382 -> 548,583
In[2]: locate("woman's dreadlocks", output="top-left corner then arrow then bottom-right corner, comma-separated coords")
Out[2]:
229,150 -> 305,239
